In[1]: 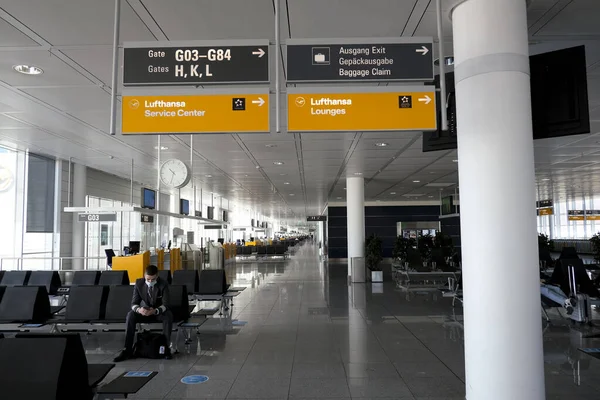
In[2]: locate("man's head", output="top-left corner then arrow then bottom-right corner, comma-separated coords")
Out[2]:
145,265 -> 159,285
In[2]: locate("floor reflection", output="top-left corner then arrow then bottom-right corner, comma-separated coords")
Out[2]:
69,243 -> 600,398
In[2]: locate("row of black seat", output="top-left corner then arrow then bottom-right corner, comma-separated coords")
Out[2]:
172,269 -> 228,296
0,284 -> 190,326
0,270 -> 173,295
0,333 -> 155,400
236,245 -> 288,257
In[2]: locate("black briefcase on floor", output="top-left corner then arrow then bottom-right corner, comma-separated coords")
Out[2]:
133,332 -> 168,359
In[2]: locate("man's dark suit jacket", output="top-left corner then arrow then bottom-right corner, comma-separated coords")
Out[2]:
131,277 -> 170,315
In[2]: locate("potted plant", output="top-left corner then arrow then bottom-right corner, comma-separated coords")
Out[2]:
393,236 -> 416,262
418,233 -> 434,265
365,234 -> 383,282
589,233 -> 600,263
538,233 -> 554,252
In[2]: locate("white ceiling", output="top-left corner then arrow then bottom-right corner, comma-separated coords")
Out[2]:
0,0 -> 599,218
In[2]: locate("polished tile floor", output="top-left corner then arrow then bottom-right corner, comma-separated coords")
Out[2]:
82,243 -> 600,399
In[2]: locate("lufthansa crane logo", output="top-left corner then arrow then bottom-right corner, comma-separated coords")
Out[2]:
129,99 -> 140,109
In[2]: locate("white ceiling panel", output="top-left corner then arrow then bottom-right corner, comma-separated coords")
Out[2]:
535,0 -> 600,36
22,86 -> 110,113
0,49 -> 94,87
0,18 -> 39,47
301,139 -> 353,151
0,114 -> 30,129
61,47 -> 124,88
1,0 -> 155,45
142,0 -> 280,40
287,0 -> 416,38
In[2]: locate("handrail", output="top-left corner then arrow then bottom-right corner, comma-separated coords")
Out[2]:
0,256 -> 107,271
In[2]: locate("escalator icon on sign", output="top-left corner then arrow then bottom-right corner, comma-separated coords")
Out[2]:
312,47 -> 330,65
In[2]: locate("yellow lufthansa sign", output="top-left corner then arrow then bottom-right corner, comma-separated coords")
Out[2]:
287,90 -> 437,132
121,94 -> 269,134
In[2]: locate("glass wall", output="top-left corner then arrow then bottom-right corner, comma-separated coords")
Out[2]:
85,195 -> 141,270
0,147 -> 60,270
538,194 -> 600,239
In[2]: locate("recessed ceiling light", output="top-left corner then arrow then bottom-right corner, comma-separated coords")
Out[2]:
289,193 -> 295,196
452,159 -> 458,163
375,142 -> 389,147
283,182 -> 290,185
273,161 -> 284,165
413,180 -> 421,183
13,64 -> 43,75
265,144 -> 278,148
354,172 -> 363,176
279,173 -> 287,176
205,174 -> 212,178
154,146 -> 169,150
390,192 -> 396,195
336,197 -> 342,200
255,165 -> 261,169
542,178 -> 550,181
244,174 -> 249,177
428,196 -> 434,198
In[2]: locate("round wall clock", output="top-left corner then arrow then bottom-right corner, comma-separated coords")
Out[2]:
160,159 -> 191,189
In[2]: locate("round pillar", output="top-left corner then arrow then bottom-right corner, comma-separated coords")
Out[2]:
452,0 -> 545,398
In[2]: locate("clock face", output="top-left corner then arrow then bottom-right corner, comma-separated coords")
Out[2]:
160,159 -> 191,189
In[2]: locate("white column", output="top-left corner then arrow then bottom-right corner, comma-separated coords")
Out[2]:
346,176 -> 365,277
452,1 -> 545,399
71,163 -> 87,270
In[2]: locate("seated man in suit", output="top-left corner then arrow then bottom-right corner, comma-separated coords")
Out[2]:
114,265 -> 173,361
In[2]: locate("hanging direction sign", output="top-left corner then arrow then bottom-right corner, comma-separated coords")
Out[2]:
287,86 -> 437,132
121,91 -> 269,134
123,40 -> 269,85
286,38 -> 434,82
307,216 -> 327,222
78,213 -> 117,222
141,214 -> 155,223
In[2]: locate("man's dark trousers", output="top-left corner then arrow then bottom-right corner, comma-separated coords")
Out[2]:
124,309 -> 174,351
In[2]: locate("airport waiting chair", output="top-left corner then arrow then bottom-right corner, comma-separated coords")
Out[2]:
105,249 -> 116,268
0,271 -> 4,283
172,270 -> 199,294
0,270 -> 32,286
158,270 -> 172,284
71,271 -> 101,286
0,337 -> 94,400
558,247 -> 579,260
28,271 -> 62,295
58,285 -> 109,324
0,286 -> 51,323
198,269 -> 228,295
15,333 -> 115,390
168,285 -> 191,323
257,246 -> 267,257
100,285 -> 134,323
0,287 -> 5,304
98,270 -> 129,286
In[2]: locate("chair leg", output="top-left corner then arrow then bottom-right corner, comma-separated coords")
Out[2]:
541,304 -> 551,323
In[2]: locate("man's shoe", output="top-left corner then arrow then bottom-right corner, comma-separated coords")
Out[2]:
164,348 -> 173,360
113,349 -> 132,362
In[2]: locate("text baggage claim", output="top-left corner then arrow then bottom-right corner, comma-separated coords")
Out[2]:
338,46 -> 392,78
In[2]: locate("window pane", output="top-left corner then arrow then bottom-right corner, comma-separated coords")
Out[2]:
26,153 -> 55,233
